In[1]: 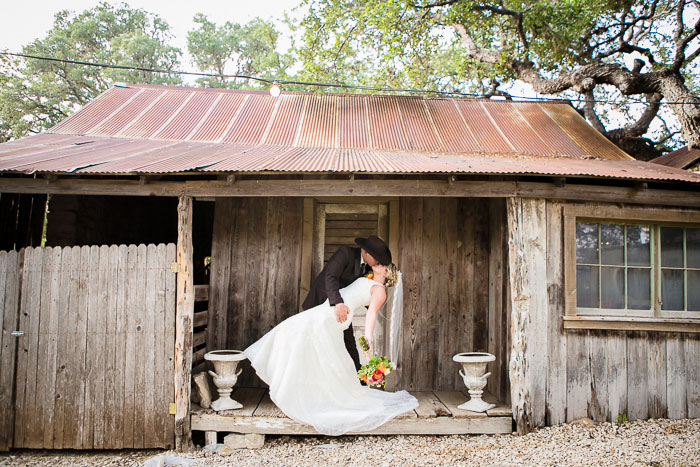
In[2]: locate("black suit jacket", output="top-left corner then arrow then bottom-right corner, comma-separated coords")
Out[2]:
302,246 -> 363,310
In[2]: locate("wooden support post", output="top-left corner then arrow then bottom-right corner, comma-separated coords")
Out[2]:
506,197 -> 548,434
174,196 -> 195,451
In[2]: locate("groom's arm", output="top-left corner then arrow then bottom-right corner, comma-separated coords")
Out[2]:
324,246 -> 352,306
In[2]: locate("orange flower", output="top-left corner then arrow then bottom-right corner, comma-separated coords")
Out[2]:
377,363 -> 386,372
366,272 -> 374,279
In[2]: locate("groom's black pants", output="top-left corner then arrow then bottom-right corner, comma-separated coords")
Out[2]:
344,324 -> 362,372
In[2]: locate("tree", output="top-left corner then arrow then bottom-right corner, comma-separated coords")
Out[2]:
296,0 -> 700,160
187,15 -> 292,89
0,2 -> 181,142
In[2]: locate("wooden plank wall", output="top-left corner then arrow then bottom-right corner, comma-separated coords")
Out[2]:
397,198 -> 493,392
208,197 -> 499,393
7,244 -> 177,450
542,200 -> 700,425
208,198 -> 304,387
0,250 -> 21,450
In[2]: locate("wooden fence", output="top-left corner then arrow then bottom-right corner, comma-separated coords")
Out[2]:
0,244 -> 177,450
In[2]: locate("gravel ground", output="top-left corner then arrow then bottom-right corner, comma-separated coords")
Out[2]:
1,418 -> 698,466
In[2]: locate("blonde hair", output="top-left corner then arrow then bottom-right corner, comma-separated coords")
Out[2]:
385,263 -> 399,288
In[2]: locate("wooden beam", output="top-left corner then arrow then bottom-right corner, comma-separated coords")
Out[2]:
194,285 -> 209,302
174,195 -> 194,451
506,197 -> 548,435
190,412 -> 512,435
1,177 -> 699,207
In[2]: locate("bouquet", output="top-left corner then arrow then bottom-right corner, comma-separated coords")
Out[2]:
357,336 -> 394,389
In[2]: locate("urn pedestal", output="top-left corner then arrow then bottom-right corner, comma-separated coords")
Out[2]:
204,350 -> 247,411
453,352 -> 496,412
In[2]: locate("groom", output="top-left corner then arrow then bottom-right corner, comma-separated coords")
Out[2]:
302,236 -> 392,372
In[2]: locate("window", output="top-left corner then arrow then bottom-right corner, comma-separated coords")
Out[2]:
564,205 -> 700,331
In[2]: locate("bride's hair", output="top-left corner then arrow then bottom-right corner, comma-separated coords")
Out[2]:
384,263 -> 399,288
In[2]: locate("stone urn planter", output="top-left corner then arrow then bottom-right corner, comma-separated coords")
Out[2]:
453,352 -> 496,412
204,350 -> 247,411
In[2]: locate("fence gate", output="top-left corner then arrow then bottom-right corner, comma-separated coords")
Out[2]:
0,244 -> 177,450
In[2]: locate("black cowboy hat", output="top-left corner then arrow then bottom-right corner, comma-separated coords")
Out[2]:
355,236 -> 392,265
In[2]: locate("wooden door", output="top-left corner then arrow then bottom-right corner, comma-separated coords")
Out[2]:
3,244 -> 177,450
308,202 -> 391,363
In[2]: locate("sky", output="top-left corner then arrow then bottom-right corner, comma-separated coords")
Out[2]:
0,0 -> 302,73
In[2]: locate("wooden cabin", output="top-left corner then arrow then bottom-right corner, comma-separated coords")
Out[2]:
0,83 -> 698,451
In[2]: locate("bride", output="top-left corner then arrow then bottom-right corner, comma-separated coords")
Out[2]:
244,263 -> 418,436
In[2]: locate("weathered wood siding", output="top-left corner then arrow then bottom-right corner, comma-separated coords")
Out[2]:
396,198 -> 495,392
208,198 -> 304,387
535,200 -> 700,426
2,244 -> 177,450
209,197 -> 502,393
0,250 -> 21,451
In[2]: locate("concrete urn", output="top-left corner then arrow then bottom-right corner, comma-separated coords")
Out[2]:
204,350 -> 247,411
453,352 -> 496,412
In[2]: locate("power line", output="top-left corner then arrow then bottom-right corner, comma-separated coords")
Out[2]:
2,51 -> 698,105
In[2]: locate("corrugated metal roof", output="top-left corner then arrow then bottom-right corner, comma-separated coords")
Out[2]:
0,133 -> 697,184
0,83 -> 698,184
651,146 -> 700,170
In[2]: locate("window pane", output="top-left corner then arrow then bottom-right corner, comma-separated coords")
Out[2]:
627,268 -> 651,310
687,228 -> 700,269
576,265 -> 599,308
601,224 -> 624,265
661,227 -> 683,268
576,223 -> 598,264
661,268 -> 684,310
688,270 -> 700,311
601,267 -> 625,309
627,225 -> 651,266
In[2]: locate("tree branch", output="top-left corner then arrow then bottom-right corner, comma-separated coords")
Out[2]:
453,23 -> 500,63
581,90 -> 606,133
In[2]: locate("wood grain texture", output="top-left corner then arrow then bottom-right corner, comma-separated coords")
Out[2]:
0,250 -> 20,451
175,196 -> 195,451
506,197 -> 547,433
544,201 -> 566,426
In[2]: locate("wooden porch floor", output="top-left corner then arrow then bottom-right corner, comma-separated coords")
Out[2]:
191,388 -> 513,436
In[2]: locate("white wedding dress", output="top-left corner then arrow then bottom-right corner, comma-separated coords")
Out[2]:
244,277 -> 418,436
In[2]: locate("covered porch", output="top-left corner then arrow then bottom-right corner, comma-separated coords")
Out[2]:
191,388 -> 512,442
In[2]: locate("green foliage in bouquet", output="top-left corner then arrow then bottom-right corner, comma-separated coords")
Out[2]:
358,355 -> 393,389
358,335 -> 370,352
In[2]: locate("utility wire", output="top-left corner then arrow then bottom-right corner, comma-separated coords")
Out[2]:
2,51 -> 698,105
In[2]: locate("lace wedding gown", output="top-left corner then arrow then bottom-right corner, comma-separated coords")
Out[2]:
244,277 -> 418,436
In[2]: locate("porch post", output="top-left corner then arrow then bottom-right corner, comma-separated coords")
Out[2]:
506,197 -> 548,434
174,195 -> 194,450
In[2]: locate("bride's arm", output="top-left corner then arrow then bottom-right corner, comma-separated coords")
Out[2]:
363,285 -> 387,354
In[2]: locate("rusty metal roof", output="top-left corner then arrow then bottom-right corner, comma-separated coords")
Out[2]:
0,83 -> 698,184
650,146 -> 700,170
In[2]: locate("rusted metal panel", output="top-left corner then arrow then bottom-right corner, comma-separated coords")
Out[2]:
396,97 -> 443,152
76,141 -> 199,173
155,92 -> 219,140
263,94 -> 305,146
516,104 -> 587,157
0,138 -> 131,171
367,96 -> 409,151
454,101 -> 514,153
189,93 -> 247,142
424,100 -> 480,153
120,90 -> 192,139
133,144 -> 248,173
221,94 -> 277,145
483,101 -> 553,155
297,94 -> 339,148
337,96 -> 369,149
651,146 -> 700,170
539,104 -> 632,160
264,147 -> 338,172
50,86 -> 141,135
203,145 -> 290,171
90,89 -> 164,137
